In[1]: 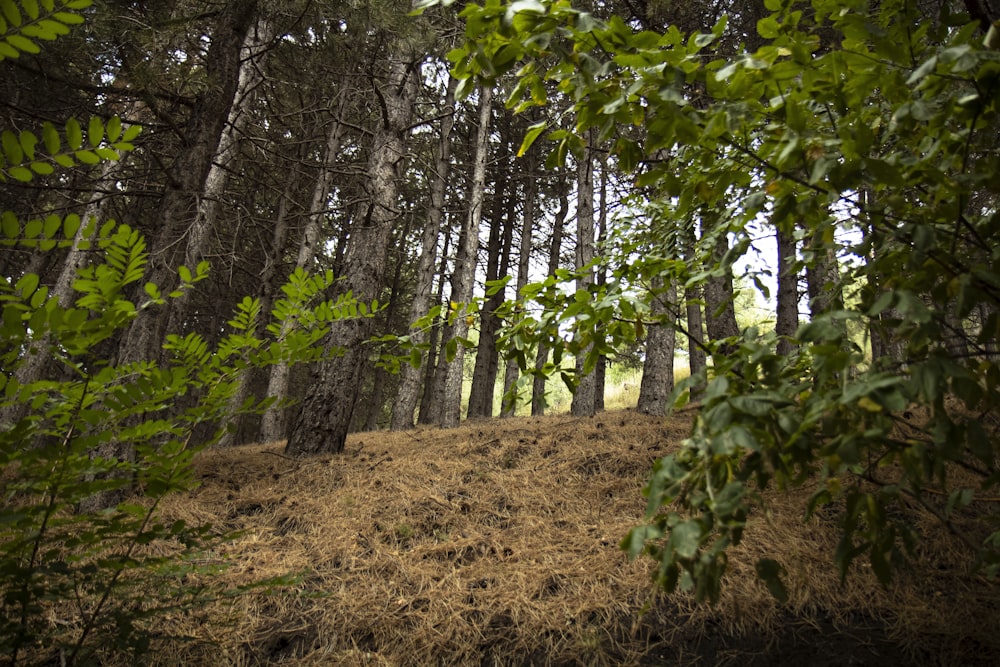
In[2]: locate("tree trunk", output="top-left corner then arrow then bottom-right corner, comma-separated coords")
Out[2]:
775,223 -> 799,356
501,143 -> 538,417
285,56 -> 418,455
593,147 -> 609,412
164,17 -> 274,340
80,1 -> 260,510
571,137 -> 597,417
219,165 -> 298,446
703,219 -> 741,357
363,218 -> 411,431
637,278 -> 677,415
862,189 -> 905,366
118,0 -> 261,368
440,84 -> 494,429
418,233 -> 452,425
531,174 -> 569,416
805,226 -> 842,317
391,75 -> 457,430
468,125 -> 513,419
260,100 -> 350,443
683,219 -> 707,400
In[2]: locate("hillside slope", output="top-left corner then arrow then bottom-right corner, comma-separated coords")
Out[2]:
149,409 -> 998,666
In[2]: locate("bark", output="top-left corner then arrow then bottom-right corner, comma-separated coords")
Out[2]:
467,127 -> 514,419
219,166 -> 299,447
637,278 -> 677,415
164,17 -> 274,339
501,145 -> 539,417
775,223 -> 799,357
531,176 -> 569,416
418,233 -> 452,425
391,76 -> 457,430
285,56 -> 418,455
683,220 -> 707,400
703,221 -> 741,357
571,138 -> 597,417
260,103 -> 349,443
363,219 -> 411,431
805,226 -> 842,317
118,0 -> 261,368
593,148 -> 610,412
440,85 -> 494,429
862,189 -> 905,366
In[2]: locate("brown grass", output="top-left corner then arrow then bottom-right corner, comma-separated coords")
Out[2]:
130,409 -> 1000,666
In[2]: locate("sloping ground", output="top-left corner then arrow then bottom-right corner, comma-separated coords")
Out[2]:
145,409 -> 999,666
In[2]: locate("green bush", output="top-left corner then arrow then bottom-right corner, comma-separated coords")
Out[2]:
0,218 -> 353,663
0,5 -> 358,661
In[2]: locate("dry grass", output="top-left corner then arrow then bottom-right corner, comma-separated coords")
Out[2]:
126,409 -> 1000,665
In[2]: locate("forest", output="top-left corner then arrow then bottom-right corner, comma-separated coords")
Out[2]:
1,0 -> 999,663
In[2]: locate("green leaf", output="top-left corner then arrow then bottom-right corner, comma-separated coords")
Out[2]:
755,558 -> 789,602
106,115 -> 122,142
22,0 -> 39,20
122,124 -> 142,142
1,0 -> 22,28
2,130 -> 24,164
29,161 -> 53,175
1,211 -> 18,238
88,116 -> 104,146
667,520 -> 702,559
9,166 -> 33,181
53,11 -> 86,25
907,55 -> 937,85
66,117 -> 82,150
24,217 -> 42,238
74,149 -> 100,164
757,16 -> 780,39
15,272 -> 39,297
518,121 -> 546,157
42,213 -> 60,238
42,121 -> 59,153
63,213 -> 81,239
7,34 -> 39,54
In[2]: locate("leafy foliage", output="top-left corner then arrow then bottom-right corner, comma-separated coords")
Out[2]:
1,223 -> 359,663
0,115 -> 139,182
0,0 -> 92,63
423,0 -> 1000,600
0,8 -> 363,662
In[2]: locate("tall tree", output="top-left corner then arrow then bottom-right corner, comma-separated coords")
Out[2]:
439,84 -> 494,428
286,53 -> 419,455
118,0 -> 261,368
775,223 -> 799,356
467,107 -> 515,419
682,220 -> 708,400
637,277 -> 678,415
418,232 -> 453,425
434,0 -> 1000,597
531,173 -> 569,415
571,136 -> 597,417
391,74 -> 458,430
260,100 -> 351,443
501,142 -> 540,417
701,215 -> 741,357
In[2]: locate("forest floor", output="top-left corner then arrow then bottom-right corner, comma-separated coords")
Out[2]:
147,409 -> 998,666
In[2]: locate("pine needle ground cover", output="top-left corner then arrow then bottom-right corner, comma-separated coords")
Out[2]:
143,410 -> 998,666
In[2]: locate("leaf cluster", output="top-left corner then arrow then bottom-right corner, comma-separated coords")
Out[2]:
431,0 -> 1000,601
0,11 -> 367,660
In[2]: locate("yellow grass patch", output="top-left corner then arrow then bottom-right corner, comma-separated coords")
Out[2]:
126,410 -> 1000,665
